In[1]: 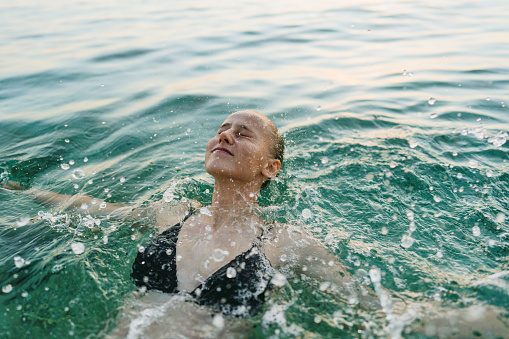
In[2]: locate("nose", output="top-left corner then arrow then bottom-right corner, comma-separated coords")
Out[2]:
218,129 -> 233,145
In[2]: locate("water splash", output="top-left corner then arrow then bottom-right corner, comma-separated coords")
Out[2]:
163,182 -> 178,202
488,131 -> 508,147
271,272 -> 287,287
16,216 -> 30,227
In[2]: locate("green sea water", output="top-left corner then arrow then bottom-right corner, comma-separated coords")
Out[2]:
1,0 -> 508,338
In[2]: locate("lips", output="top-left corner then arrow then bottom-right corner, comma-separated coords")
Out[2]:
212,147 -> 233,156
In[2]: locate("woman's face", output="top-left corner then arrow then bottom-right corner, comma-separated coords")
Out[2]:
205,110 -> 279,187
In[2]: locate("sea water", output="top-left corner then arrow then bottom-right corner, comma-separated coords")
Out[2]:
1,0 -> 508,337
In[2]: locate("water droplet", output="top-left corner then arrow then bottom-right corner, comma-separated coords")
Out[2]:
226,267 -> 237,278
138,246 -> 145,253
457,173 -> 463,179
69,160 -> 75,166
212,314 -> 224,328
2,285 -> 13,293
73,184 -> 79,189
472,226 -> 481,237
436,250 -> 443,258
21,291 -> 28,298
486,169 -> 494,177
280,254 -> 287,262
428,98 -> 436,105
119,177 -> 126,183
72,169 -> 86,180
453,152 -> 458,156
401,234 -> 415,248
320,157 -> 329,164
14,256 -> 25,268
381,227 -> 388,235
130,235 -> 136,241
433,195 -> 442,203
365,173 -> 375,180
210,248 -> 229,262
200,207 -> 212,216
369,267 -> 381,284
409,141 -> 419,148
468,160 -> 478,168
71,242 -> 85,255
16,216 -> 30,227
302,208 -> 312,220
495,213 -> 506,224
65,139 -> 70,143
319,281 -> 331,292
102,235 -> 108,244
406,210 -> 415,221
61,163 -> 70,170
83,157 -> 89,163
271,272 -> 287,287
316,106 -> 322,111
430,112 -> 438,119
99,202 -> 107,209
389,161 -> 396,168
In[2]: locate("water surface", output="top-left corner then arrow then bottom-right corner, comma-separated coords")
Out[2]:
1,0 -> 508,337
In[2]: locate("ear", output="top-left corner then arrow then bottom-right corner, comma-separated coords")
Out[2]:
261,159 -> 281,179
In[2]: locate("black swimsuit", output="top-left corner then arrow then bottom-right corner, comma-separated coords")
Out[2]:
131,214 -> 275,317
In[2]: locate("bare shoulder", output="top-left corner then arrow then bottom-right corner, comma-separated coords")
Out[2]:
151,199 -> 202,233
261,222 -> 319,267
262,222 -> 349,279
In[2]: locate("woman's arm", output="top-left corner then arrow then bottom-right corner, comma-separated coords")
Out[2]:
263,224 -> 382,311
2,178 -> 200,232
2,179 -> 131,217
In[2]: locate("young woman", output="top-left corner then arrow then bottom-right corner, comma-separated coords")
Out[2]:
1,109 -> 351,318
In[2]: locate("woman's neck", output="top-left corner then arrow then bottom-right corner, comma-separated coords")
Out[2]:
208,179 -> 262,230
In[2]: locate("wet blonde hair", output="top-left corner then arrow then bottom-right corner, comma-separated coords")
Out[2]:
242,110 -> 284,190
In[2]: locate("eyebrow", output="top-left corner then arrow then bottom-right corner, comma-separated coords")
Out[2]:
219,123 -> 253,132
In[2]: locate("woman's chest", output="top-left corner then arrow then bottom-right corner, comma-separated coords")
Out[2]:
175,227 -> 255,292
